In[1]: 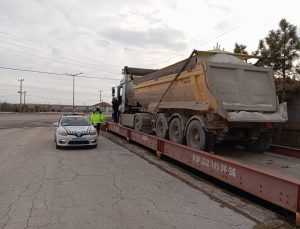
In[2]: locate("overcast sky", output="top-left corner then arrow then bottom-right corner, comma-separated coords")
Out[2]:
0,0 -> 299,106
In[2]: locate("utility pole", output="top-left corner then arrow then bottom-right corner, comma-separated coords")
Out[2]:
18,78 -> 24,112
98,89 -> 103,106
65,72 -> 83,112
23,91 -> 26,112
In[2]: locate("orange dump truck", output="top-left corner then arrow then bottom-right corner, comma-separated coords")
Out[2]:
112,50 -> 287,152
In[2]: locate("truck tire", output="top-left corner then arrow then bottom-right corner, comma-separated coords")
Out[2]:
205,132 -> 215,152
133,116 -> 141,132
244,132 -> 272,153
186,120 -> 206,150
156,115 -> 169,139
169,118 -> 184,144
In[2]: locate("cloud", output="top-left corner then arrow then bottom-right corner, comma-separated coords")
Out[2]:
131,10 -> 162,25
1,0 -> 300,105
214,20 -> 232,31
102,26 -> 185,50
204,1 -> 232,14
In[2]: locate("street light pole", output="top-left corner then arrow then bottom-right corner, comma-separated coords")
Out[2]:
18,78 -> 24,112
65,72 -> 83,112
98,89 -> 103,106
23,91 -> 26,112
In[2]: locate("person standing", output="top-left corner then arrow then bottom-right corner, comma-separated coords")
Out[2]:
90,107 -> 104,135
112,97 -> 119,123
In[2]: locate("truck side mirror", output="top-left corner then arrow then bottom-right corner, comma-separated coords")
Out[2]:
112,87 -> 115,97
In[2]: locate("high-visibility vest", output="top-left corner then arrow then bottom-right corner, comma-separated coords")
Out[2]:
90,112 -> 104,124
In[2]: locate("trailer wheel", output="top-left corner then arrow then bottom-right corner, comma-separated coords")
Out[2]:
156,115 -> 169,139
169,118 -> 184,144
244,132 -> 272,153
186,120 -> 206,150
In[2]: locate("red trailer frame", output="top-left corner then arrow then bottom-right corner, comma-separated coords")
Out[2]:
106,122 -> 300,225
270,144 -> 300,159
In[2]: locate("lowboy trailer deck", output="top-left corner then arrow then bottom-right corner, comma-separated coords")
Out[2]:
106,122 -> 300,226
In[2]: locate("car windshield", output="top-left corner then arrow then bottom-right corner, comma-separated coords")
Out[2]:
61,117 -> 90,126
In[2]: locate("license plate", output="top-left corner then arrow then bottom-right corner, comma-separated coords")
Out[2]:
72,138 -> 85,141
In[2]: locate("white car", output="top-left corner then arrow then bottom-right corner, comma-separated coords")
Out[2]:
54,115 -> 98,149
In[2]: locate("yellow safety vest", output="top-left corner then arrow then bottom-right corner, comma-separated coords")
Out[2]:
90,112 -> 104,124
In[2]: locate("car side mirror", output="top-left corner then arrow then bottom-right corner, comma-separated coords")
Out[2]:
53,122 -> 58,127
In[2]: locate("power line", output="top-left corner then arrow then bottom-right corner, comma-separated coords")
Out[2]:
0,31 -> 120,70
0,44 -> 120,75
0,66 -> 65,75
0,94 -> 18,97
27,94 -> 71,102
159,25 -> 238,67
26,94 -> 99,105
0,66 -> 120,80
145,17 -> 239,68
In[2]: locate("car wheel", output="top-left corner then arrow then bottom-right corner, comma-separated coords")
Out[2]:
55,141 -> 61,149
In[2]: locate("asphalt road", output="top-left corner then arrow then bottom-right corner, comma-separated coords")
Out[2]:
0,113 -> 61,129
0,114 -> 292,229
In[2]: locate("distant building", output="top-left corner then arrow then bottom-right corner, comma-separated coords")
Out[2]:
93,102 -> 112,113
0,101 -> 112,113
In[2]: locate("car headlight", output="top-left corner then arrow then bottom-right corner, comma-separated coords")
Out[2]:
58,129 -> 68,136
90,129 -> 97,135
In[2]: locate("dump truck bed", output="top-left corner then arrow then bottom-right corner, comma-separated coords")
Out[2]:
206,61 -> 277,112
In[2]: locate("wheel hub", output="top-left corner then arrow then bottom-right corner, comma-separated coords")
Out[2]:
175,130 -> 179,137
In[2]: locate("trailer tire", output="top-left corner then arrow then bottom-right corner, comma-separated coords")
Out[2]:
244,132 -> 272,153
186,120 -> 206,150
156,115 -> 169,139
169,118 -> 184,144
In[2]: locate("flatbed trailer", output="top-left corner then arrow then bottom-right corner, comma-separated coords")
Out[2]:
269,144 -> 300,159
106,122 -> 300,226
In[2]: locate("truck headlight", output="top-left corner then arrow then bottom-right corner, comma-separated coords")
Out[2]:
58,129 -> 68,136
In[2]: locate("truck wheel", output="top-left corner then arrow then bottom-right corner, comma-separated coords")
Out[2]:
169,118 -> 184,144
244,132 -> 272,153
156,115 -> 169,139
134,116 -> 141,132
186,120 -> 206,150
205,132 -> 215,152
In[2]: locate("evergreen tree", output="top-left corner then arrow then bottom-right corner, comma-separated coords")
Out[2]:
256,18 -> 300,100
233,43 -> 248,54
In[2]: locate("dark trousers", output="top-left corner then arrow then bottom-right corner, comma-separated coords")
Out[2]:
112,111 -> 118,123
95,123 -> 101,134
